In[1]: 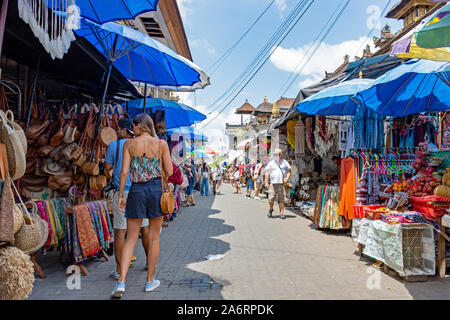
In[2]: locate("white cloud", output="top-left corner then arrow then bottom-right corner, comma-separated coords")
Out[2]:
176,92 -> 241,151
275,0 -> 287,12
270,36 -> 375,88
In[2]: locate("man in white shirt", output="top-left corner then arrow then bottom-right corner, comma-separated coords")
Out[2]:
264,148 -> 291,219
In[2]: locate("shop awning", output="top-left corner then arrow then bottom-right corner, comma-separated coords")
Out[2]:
273,53 -> 405,128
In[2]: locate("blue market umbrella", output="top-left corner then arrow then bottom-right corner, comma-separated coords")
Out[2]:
75,18 -> 210,92
71,17 -> 209,128
48,0 -> 159,25
295,79 -> 375,116
168,126 -> 208,142
356,59 -> 450,117
124,97 -> 207,129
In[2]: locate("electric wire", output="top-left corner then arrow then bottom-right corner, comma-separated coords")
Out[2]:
206,0 -> 276,75
280,0 -> 351,96
277,0 -> 347,96
206,0 -> 311,115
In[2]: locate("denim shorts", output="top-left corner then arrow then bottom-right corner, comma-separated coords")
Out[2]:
185,182 -> 194,196
125,178 -> 164,219
246,178 -> 254,190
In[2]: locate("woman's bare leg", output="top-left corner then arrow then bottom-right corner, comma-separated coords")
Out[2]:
145,216 -> 164,282
118,218 -> 142,282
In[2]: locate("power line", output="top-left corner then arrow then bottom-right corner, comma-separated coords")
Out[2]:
280,0 -> 351,96
206,0 -> 311,115
202,0 -> 316,129
277,0 -> 346,96
206,0 -> 276,75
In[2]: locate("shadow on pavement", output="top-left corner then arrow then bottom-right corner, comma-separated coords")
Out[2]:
28,188 -> 234,300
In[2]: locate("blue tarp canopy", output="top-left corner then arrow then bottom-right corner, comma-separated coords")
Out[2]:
168,126 -> 208,142
47,0 -> 159,24
295,79 -> 375,116
356,59 -> 450,117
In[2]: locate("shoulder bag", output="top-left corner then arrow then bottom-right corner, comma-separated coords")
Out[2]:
159,141 -> 175,215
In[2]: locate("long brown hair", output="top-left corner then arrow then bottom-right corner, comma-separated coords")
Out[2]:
133,113 -> 157,137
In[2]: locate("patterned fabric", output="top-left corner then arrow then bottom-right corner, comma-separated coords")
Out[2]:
73,204 -> 101,259
129,155 -> 162,183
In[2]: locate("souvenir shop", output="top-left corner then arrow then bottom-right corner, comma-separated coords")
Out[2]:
281,115 -> 349,230
0,2 -> 145,299
347,109 -> 450,279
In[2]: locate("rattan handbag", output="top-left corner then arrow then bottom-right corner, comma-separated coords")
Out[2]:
0,111 -> 26,180
12,183 -> 48,254
159,141 -> 175,215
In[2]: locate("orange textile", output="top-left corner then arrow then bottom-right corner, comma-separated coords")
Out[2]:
338,157 -> 356,220
73,204 -> 101,258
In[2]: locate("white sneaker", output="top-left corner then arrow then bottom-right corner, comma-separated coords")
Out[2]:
254,196 -> 261,200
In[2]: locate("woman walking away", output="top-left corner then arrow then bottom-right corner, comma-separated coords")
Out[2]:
111,113 -> 173,298
200,162 -> 210,196
234,168 -> 241,194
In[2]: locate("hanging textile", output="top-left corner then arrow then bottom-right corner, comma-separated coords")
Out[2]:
314,116 -> 335,156
18,0 -> 79,60
313,186 -> 349,230
295,120 -> 305,154
72,204 -> 101,259
286,120 -> 296,149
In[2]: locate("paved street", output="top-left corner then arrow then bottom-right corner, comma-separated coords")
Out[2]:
29,184 -> 450,300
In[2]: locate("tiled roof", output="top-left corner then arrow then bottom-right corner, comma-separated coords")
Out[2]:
236,100 -> 255,114
275,97 -> 295,108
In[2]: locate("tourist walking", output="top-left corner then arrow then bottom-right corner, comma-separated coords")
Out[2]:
212,163 -> 222,195
253,160 -> 264,200
111,113 -> 173,298
229,164 -> 235,186
265,149 -> 291,219
183,160 -> 197,206
200,162 -> 210,196
234,168 -> 241,194
105,119 -> 149,281
244,161 -> 255,199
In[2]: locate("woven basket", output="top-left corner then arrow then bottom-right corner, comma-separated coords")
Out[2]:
0,111 -> 26,180
11,183 -> 48,254
5,110 -> 27,155
13,205 -> 24,234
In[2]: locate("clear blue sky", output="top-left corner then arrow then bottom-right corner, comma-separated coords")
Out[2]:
176,0 -> 403,149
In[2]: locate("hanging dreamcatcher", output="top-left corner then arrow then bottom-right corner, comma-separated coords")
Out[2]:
18,0 -> 80,60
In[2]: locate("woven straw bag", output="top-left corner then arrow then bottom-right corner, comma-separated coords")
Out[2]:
5,110 -> 27,155
12,182 -> 48,254
0,111 -> 26,180
13,204 -> 24,234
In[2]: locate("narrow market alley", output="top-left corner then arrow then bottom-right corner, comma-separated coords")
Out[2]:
28,184 -> 450,300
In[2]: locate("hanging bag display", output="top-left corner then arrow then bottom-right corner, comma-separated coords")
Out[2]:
50,109 -> 65,147
83,140 -> 100,176
99,111 -> 117,147
5,110 -> 27,155
0,110 -> 26,180
72,111 -> 93,164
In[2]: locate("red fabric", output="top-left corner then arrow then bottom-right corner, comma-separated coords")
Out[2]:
169,162 -> 183,185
